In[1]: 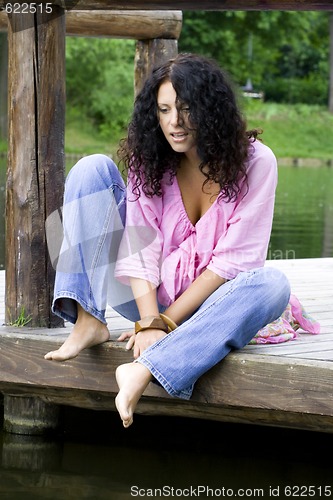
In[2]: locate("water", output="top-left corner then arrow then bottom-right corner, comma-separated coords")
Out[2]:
269,165 -> 333,260
1,408 -> 333,500
0,159 -> 333,499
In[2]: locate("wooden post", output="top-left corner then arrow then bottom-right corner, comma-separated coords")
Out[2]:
0,32 -> 7,140
3,395 -> 60,435
5,8 -> 65,327
134,38 -> 178,96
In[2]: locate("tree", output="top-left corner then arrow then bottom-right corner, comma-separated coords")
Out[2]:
66,37 -> 135,138
179,11 -> 330,106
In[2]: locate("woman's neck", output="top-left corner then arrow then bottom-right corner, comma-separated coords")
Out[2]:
180,149 -> 202,173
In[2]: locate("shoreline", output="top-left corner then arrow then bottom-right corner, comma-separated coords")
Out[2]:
0,151 -> 333,167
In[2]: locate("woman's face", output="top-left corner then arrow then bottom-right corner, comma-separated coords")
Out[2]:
157,80 -> 197,156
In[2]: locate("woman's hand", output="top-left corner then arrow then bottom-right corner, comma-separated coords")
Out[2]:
118,328 -> 166,359
117,330 -> 135,345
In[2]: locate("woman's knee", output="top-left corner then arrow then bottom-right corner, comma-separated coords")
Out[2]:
63,155 -> 126,209
257,266 -> 291,311
66,154 -> 123,194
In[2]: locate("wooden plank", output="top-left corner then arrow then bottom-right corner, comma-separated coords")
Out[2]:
194,353 -> 333,415
287,350 -> 333,360
0,1 -> 332,11
3,382 -> 333,433
6,9 -> 65,327
0,10 -> 183,39
1,339 -> 333,433
1,332 -> 333,416
247,341 -> 333,358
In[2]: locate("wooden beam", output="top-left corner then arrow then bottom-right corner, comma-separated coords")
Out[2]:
0,1 -> 332,11
5,9 -> 65,327
0,10 -> 182,39
65,10 -> 182,39
80,0 -> 333,10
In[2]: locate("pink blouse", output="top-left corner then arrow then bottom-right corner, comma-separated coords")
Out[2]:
115,140 -> 277,307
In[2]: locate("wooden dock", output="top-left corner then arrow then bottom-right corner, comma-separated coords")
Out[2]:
0,258 -> 332,433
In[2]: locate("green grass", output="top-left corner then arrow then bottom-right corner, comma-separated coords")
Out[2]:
243,100 -> 333,160
7,306 -> 32,327
64,108 -> 121,158
1,103 -> 333,161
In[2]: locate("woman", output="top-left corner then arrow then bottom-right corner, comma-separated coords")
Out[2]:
45,54 -> 290,428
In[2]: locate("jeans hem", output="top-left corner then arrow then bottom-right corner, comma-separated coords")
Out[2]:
137,357 -> 193,400
52,292 -> 107,325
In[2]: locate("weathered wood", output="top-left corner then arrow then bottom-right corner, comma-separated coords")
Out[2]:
0,0 -> 331,11
0,0 -> 330,11
0,10 -> 182,39
5,9 -> 65,327
0,383 -> 331,435
3,395 -> 60,435
0,33 -> 7,140
135,38 -> 178,95
67,10 -> 181,39
0,258 -> 332,434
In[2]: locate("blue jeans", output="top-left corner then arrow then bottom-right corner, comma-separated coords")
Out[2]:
51,154 -> 291,399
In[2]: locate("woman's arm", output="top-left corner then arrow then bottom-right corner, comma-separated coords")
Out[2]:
164,269 -> 227,324
131,270 -> 227,324
122,270 -> 227,358
119,277 -> 166,358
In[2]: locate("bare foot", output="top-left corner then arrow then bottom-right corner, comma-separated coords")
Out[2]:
44,304 -> 110,361
115,362 -> 152,428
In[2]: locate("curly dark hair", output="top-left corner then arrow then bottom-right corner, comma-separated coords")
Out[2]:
118,53 -> 258,202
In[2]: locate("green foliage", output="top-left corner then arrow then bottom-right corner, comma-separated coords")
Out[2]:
262,75 -> 328,105
90,63 -> 134,139
179,11 -> 330,104
66,37 -> 135,139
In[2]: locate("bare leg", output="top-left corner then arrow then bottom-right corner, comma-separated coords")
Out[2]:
44,303 -> 110,361
115,362 -> 153,428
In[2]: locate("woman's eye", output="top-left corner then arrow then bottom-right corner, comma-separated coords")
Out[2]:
181,107 -> 190,113
158,107 -> 168,114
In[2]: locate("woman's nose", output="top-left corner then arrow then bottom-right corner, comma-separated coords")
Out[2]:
170,108 -> 179,126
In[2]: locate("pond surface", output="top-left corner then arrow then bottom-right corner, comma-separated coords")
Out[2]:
269,165 -> 333,260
